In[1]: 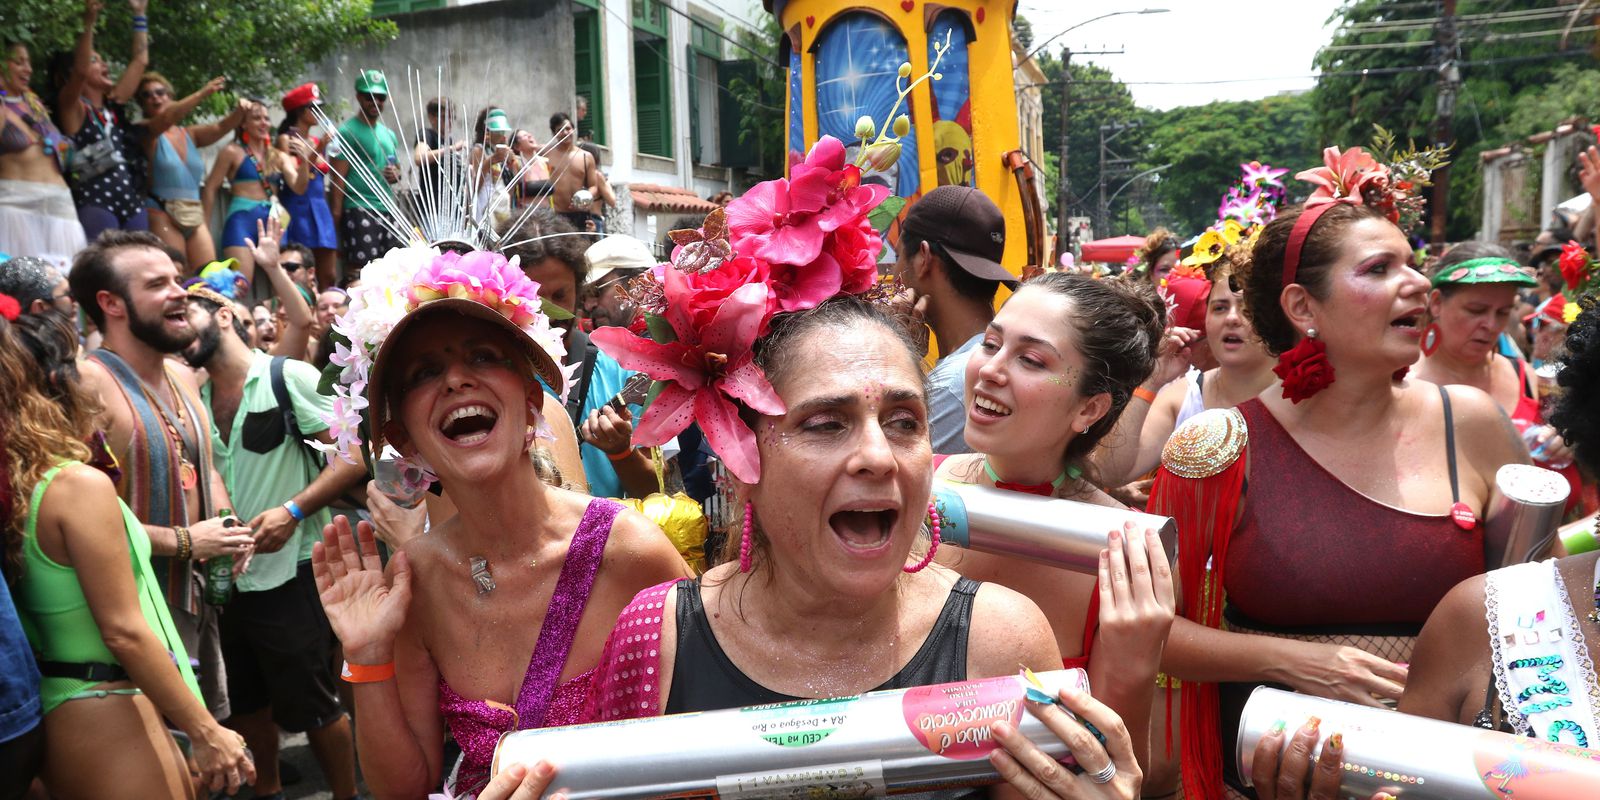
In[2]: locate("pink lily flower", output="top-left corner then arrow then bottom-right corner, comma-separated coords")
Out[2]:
591,269 -> 785,483
1297,146 -> 1389,207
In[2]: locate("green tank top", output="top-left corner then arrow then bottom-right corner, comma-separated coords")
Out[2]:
14,463 -> 201,713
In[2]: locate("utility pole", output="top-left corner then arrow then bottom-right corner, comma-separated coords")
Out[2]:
1052,47 -> 1124,263
1055,47 -> 1073,264
1430,0 -> 1460,249
1098,118 -> 1107,239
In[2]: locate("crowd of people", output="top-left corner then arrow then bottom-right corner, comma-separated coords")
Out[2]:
4,7 -> 1600,800
1,0 -> 618,298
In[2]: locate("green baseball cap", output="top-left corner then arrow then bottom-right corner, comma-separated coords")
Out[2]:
1430,256 -> 1538,289
354,69 -> 390,96
485,108 -> 512,134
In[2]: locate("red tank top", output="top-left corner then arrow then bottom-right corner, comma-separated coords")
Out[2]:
1222,399 -> 1484,630
1509,357 -> 1541,426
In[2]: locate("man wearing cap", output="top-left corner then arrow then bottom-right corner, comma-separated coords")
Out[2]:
329,70 -> 401,283
581,234 -> 652,331
572,235 -> 666,498
181,265 -> 365,800
472,109 -> 516,217
894,185 -> 1014,454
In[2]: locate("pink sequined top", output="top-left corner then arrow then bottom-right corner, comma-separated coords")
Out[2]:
439,498 -> 621,797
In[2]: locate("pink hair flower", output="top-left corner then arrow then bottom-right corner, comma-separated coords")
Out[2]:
1297,146 -> 1389,208
591,268 -> 784,484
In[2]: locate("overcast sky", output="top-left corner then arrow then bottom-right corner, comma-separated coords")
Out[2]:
1012,0 -> 1345,110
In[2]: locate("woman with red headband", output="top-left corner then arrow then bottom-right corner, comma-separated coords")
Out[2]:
1148,147 -> 1530,800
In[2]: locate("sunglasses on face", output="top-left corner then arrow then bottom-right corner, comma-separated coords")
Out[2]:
280,260 -> 306,271
137,87 -> 170,101
357,92 -> 386,104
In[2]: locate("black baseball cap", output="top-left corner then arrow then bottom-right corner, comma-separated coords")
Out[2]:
901,186 -> 1014,285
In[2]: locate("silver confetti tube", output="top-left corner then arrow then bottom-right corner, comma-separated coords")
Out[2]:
492,669 -> 1089,799
933,483 -> 1177,575
1237,687 -> 1600,799
1485,464 -> 1570,569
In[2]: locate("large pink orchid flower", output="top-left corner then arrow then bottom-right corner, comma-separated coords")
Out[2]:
1296,146 -> 1389,208
725,135 -> 889,268
591,268 -> 784,483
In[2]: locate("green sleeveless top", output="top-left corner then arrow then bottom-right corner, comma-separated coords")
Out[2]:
14,463 -> 201,713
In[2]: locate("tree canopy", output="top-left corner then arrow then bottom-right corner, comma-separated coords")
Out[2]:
3,0 -> 393,109
1021,1 -> 1597,243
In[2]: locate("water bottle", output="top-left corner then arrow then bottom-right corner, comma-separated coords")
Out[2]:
204,509 -> 237,606
1522,424 -> 1574,470
374,446 -> 428,509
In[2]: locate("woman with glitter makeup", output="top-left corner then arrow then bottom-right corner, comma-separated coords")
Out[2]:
565,136 -> 1146,800
1151,147 -> 1531,800
1245,296 -> 1600,799
930,271 -> 1177,774
307,247 -> 691,799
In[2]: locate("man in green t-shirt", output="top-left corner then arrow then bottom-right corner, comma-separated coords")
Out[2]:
180,236 -> 368,800
329,69 -> 401,281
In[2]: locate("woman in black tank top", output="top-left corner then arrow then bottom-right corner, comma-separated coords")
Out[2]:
557,298 -> 1145,800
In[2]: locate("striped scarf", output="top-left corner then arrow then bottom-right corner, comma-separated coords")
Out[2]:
89,349 -> 214,613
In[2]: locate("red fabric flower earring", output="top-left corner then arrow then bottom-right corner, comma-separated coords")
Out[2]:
1273,328 -> 1336,403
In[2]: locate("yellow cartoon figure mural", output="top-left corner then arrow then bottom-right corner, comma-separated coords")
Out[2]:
766,0 -> 1046,273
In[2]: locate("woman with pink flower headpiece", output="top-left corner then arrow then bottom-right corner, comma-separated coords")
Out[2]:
531,136 -> 1145,800
1148,146 -> 1531,800
307,246 -> 693,799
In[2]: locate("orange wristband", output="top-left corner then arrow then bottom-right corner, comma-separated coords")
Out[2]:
340,660 -> 396,683
1133,386 -> 1157,403
607,449 -> 634,462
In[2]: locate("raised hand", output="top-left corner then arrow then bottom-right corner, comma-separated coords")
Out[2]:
1580,146 -> 1600,202
246,214 -> 282,269
128,0 -> 148,15
311,515 -> 412,665
1147,326 -> 1201,389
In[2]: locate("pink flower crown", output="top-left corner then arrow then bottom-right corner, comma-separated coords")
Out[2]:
315,247 -> 573,492
591,135 -> 893,484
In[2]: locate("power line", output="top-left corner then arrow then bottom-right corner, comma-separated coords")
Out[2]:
1342,5 -> 1571,33
1015,48 -> 1589,89
1321,23 -> 1598,52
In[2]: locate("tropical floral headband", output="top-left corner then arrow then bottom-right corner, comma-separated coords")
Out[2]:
1284,130 -> 1450,287
1181,161 -> 1287,272
591,136 -> 892,483
585,40 -> 957,484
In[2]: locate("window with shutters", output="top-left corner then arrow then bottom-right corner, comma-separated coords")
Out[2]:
688,21 -> 721,165
573,5 -> 606,145
370,0 -> 445,15
634,34 -> 672,158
